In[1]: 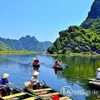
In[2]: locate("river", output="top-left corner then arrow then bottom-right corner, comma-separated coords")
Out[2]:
0,54 -> 100,100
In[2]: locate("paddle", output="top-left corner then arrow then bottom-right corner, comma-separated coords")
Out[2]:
43,80 -> 48,87
9,84 -> 39,98
88,78 -> 100,82
9,84 -> 23,91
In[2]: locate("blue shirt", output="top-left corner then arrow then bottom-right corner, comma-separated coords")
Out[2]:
0,78 -> 9,89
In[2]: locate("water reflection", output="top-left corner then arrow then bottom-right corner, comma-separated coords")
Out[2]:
53,55 -> 100,100
54,69 -> 62,76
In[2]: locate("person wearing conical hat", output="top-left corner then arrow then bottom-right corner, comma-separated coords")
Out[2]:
0,73 -> 11,96
96,68 -> 100,80
32,57 -> 37,61
30,71 -> 40,89
32,58 -> 40,70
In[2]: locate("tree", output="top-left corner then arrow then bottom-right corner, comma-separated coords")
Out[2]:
54,38 -> 62,50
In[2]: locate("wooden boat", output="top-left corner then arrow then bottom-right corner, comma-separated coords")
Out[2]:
24,82 -> 72,100
33,64 -> 40,68
52,66 -> 63,70
0,85 -> 37,100
33,64 -> 40,71
88,78 -> 100,89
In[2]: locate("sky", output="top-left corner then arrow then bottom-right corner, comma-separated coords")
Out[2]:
0,0 -> 94,42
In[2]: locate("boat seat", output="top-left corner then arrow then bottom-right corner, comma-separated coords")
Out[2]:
35,91 -> 47,95
32,88 -> 52,93
1,92 -> 26,100
39,92 -> 60,97
59,97 -> 72,100
23,97 -> 36,100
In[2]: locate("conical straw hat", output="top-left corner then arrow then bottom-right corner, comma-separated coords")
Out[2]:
97,68 -> 100,71
32,58 -> 37,60
33,71 -> 39,76
2,73 -> 9,79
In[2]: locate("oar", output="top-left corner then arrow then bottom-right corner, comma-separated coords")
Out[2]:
9,84 -> 23,91
88,79 -> 100,82
43,80 -> 48,87
9,84 -> 39,98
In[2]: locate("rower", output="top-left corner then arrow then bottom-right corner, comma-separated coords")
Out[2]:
32,58 -> 40,71
0,73 -> 11,96
32,58 -> 37,67
36,59 -> 40,67
96,68 -> 100,80
30,71 -> 40,89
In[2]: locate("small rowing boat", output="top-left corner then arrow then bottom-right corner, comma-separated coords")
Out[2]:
33,64 -> 40,71
33,64 -> 40,68
0,84 -> 37,100
24,82 -> 72,100
88,78 -> 100,89
52,66 -> 63,70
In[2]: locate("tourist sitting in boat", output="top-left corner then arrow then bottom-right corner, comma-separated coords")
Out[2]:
96,68 -> 100,80
0,73 -> 11,96
30,71 -> 40,89
54,60 -> 59,67
32,58 -> 40,71
59,61 -> 62,67
32,58 -> 40,67
54,60 -> 60,67
36,59 -> 40,66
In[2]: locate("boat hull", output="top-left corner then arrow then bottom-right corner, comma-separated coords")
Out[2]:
0,85 -> 36,100
88,78 -> 100,89
24,82 -> 72,100
52,66 -> 63,70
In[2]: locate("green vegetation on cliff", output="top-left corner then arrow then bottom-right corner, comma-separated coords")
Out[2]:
48,25 -> 100,54
47,0 -> 100,54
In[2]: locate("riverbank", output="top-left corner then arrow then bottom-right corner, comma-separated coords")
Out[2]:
0,50 -> 37,54
47,52 -> 100,57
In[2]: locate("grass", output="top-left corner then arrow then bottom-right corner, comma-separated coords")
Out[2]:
0,50 -> 37,54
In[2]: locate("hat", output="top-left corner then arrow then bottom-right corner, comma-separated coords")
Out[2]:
33,71 -> 39,76
32,58 -> 37,60
2,73 -> 9,79
97,68 -> 100,71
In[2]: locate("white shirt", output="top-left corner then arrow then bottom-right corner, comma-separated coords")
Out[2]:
59,62 -> 62,66
96,71 -> 100,79
30,76 -> 39,85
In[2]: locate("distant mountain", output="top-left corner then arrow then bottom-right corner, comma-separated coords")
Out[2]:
0,37 -> 24,50
19,35 -> 44,51
81,0 -> 100,29
0,40 -> 11,50
41,41 -> 53,51
0,35 -> 52,51
87,0 -> 100,19
47,0 -> 100,54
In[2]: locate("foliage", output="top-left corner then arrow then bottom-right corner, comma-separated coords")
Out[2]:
47,25 -> 100,54
47,0 -> 100,54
